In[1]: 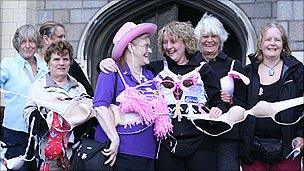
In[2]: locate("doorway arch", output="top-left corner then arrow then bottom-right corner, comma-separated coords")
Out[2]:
77,0 -> 256,88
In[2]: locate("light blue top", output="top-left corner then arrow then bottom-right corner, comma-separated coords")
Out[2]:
0,55 -> 48,132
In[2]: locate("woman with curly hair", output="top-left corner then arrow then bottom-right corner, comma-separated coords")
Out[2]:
99,21 -> 228,171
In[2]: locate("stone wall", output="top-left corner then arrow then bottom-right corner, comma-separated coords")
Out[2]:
0,0 -> 303,106
1,0 -> 303,61
231,0 -> 303,60
0,0 -> 109,60
1,0 -> 303,62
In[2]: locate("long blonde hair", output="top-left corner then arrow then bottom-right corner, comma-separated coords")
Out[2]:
255,22 -> 291,63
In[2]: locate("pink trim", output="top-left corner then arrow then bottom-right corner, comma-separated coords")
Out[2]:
111,22 -> 157,61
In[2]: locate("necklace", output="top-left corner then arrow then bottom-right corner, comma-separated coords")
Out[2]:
262,60 -> 282,76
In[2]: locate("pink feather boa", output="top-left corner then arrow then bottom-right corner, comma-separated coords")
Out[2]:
117,86 -> 173,140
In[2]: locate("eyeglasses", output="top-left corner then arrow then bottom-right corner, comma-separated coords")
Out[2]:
156,76 -> 197,92
133,44 -> 151,51
21,39 -> 36,47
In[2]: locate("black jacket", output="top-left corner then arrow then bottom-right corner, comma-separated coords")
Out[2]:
69,59 -> 94,96
239,53 -> 304,163
201,51 -> 247,140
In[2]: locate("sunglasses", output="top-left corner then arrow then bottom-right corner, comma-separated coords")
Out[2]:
157,76 -> 197,92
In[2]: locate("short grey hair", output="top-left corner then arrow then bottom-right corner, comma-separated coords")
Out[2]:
194,13 -> 228,52
12,24 -> 41,52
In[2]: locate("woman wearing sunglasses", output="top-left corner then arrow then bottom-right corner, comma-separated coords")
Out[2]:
99,21 -> 228,171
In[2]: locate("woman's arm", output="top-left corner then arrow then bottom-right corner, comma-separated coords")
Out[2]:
99,58 -> 118,74
93,71 -> 119,166
200,64 -> 229,118
94,106 -> 119,167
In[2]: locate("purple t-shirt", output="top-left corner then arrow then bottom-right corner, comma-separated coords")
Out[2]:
93,63 -> 157,159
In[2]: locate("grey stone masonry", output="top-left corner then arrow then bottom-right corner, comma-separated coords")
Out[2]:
54,10 -> 70,24
1,0 -> 303,61
238,2 -> 272,18
277,1 -> 304,20
289,21 -> 304,42
235,0 -> 303,53
70,8 -> 100,23
45,1 -> 83,10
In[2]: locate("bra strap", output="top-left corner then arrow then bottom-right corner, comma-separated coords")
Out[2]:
230,60 -> 235,71
163,61 -> 168,69
116,67 -> 128,88
198,62 -> 206,71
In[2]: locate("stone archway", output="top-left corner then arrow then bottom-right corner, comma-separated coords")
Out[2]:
77,0 -> 256,88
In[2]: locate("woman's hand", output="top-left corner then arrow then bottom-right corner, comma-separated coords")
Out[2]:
221,90 -> 233,105
99,58 -> 118,74
209,107 -> 222,118
292,137 -> 304,150
94,106 -> 119,167
102,136 -> 120,167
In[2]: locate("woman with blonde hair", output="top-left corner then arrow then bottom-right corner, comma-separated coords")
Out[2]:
240,22 -> 303,171
99,21 -> 228,171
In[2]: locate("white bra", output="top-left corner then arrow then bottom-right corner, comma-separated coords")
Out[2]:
154,61 -> 208,120
220,60 -> 250,95
184,96 -> 304,136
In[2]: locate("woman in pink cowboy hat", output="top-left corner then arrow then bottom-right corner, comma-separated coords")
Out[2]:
93,22 -> 172,171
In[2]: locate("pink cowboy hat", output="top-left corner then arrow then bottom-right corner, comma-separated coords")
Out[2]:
111,22 -> 157,61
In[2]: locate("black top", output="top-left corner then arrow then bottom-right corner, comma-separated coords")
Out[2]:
200,51 -> 248,140
201,51 -> 247,108
255,80 -> 282,139
240,53 -> 304,164
69,59 -> 96,141
69,59 -> 94,96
